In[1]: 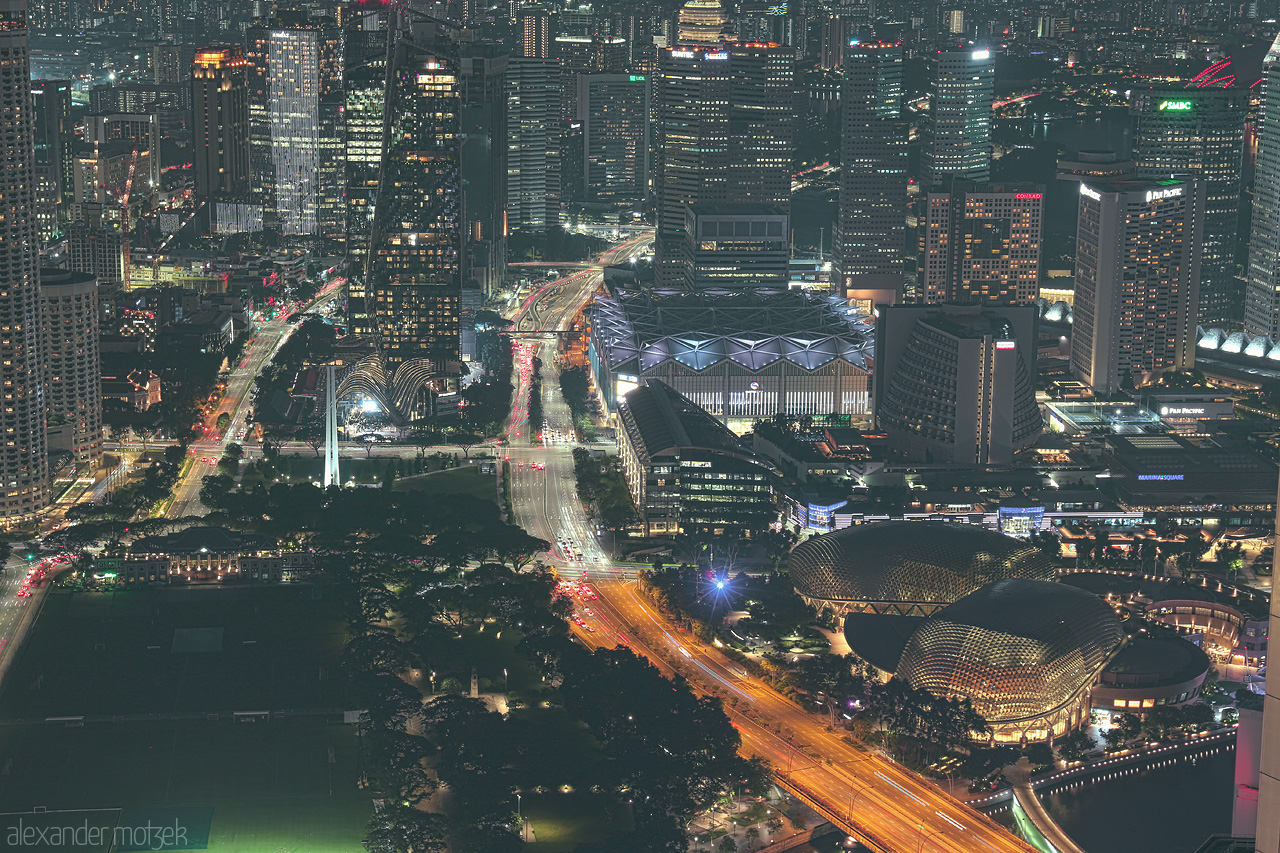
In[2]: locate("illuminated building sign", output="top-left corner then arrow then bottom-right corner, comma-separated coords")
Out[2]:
671,50 -> 694,59
1137,474 -> 1184,481
1015,193 -> 1042,199
629,74 -> 645,82
995,340 -> 1017,349
1079,184 -> 1102,201
704,51 -> 729,60
1145,187 -> 1184,202
972,49 -> 990,60
1158,100 -> 1193,111
1160,406 -> 1205,416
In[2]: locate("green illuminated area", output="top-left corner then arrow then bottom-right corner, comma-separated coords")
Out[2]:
1159,99 -> 1193,111
0,588 -> 369,851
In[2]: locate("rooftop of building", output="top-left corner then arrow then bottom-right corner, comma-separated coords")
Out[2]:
132,526 -> 266,555
591,286 -> 872,372
1098,633 -> 1210,688
620,380 -> 758,459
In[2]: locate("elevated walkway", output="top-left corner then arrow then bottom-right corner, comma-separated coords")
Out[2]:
1004,758 -> 1087,853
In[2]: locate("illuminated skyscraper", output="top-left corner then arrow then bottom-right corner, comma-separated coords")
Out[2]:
726,41 -> 796,211
30,78 -> 72,240
343,5 -> 389,335
0,0 -> 50,520
920,46 -> 993,185
40,268 -> 101,465
676,0 -> 729,43
1246,34 -> 1280,340
192,47 -> 251,203
578,72 -> 649,202
246,17 -> 345,238
1133,87 -> 1246,326
653,43 -> 796,285
918,180 -> 1044,306
459,40 -> 509,299
834,40 -> 906,296
518,3 -> 550,58
1072,180 -> 1203,393
506,55 -> 561,232
654,46 -> 732,285
367,34 -> 461,369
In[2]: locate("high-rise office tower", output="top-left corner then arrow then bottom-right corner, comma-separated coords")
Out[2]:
458,41 -> 508,300
518,4 -> 551,58
920,45 -> 993,185
676,0 -> 729,43
342,6 -> 389,335
654,45 -> 732,284
506,56 -> 561,232
918,180 -> 1044,305
192,47 -> 252,203
726,41 -> 796,212
246,17 -> 345,238
653,43 -> 796,285
31,79 -> 73,240
0,0 -> 50,520
835,40 -> 907,296
874,302 -> 1041,465
367,34 -> 461,369
578,72 -> 649,203
1247,35 -> 1280,339
1072,180 -> 1203,393
1133,87 -> 1246,326
619,4 -> 670,75
553,33 -> 626,120
40,268 -> 102,465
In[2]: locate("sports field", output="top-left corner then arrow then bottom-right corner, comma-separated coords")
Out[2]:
0,585 -> 369,851
0,719 -> 371,852
0,586 -> 350,720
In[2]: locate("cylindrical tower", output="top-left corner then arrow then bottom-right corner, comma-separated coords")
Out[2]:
40,268 -> 102,466
0,0 -> 50,520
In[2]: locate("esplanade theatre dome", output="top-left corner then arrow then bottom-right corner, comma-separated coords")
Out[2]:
896,578 -> 1124,742
788,522 -> 1054,616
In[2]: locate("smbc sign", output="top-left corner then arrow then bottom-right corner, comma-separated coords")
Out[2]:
1158,99 -> 1193,111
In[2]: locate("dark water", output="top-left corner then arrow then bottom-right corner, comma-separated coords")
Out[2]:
993,746 -> 1235,853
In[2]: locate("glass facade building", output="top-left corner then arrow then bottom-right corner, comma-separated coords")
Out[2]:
367,37 -> 461,369
1133,87 -> 1246,326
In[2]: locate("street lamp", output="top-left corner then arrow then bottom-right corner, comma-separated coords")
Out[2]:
917,825 -> 945,853
516,792 -> 523,841
847,780 -> 874,823
503,667 -> 508,693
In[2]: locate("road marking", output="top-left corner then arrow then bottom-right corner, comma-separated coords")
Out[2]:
937,811 -> 965,830
874,772 -> 925,806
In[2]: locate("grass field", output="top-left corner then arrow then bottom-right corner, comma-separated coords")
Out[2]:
522,792 -> 630,852
394,467 -> 497,504
0,719 -> 371,852
0,586 -> 350,720
0,585 -> 369,851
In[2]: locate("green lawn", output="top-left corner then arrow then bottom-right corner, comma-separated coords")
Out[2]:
0,720 -> 371,852
394,467 -> 498,504
522,792 -> 631,853
0,586 -> 350,720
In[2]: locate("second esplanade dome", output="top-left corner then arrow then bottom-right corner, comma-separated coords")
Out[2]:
788,521 -> 1055,616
